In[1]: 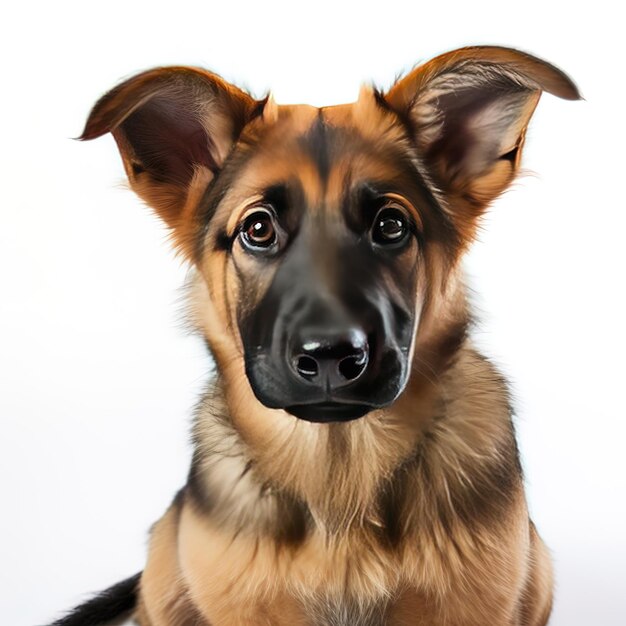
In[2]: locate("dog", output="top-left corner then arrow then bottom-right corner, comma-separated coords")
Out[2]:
51,46 -> 579,626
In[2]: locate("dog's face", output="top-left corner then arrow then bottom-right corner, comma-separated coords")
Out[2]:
205,104 -> 437,422
82,48 -> 579,423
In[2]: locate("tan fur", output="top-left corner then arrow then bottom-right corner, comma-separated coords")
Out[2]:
78,46 -> 578,625
134,346 -> 549,626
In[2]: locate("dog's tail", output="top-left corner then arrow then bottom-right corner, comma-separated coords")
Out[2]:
47,572 -> 142,626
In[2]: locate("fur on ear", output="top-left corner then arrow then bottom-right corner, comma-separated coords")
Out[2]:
384,46 -> 580,232
80,67 -> 263,251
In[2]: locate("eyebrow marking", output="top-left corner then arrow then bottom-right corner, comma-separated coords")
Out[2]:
260,183 -> 289,214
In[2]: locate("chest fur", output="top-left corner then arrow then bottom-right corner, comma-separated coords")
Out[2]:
174,494 -> 528,626
303,596 -> 388,626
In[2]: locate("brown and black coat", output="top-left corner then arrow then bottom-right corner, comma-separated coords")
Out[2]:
52,46 -> 580,626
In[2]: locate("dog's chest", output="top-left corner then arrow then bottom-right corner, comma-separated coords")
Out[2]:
303,595 -> 387,626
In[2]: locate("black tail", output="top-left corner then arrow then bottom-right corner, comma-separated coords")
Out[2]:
47,572 -> 142,626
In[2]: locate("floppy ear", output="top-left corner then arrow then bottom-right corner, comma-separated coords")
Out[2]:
80,67 -> 261,245
385,46 -> 580,223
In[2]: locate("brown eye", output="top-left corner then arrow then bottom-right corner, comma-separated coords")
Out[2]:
240,210 -> 276,250
372,207 -> 409,246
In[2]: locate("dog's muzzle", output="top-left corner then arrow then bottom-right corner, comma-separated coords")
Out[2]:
243,294 -> 410,423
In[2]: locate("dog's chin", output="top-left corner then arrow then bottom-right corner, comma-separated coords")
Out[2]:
285,402 -> 374,423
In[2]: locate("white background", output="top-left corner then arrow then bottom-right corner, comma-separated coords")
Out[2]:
1,1 -> 624,624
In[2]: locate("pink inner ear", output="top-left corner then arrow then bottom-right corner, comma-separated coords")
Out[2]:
121,95 -> 220,186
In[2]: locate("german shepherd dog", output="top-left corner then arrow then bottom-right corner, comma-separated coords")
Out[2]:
51,46 -> 579,626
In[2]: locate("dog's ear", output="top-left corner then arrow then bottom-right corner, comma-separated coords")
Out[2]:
384,46 -> 580,231
80,67 -> 261,240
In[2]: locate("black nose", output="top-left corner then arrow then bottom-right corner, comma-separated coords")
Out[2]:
290,327 -> 369,389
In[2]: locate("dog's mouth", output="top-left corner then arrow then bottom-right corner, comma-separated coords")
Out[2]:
285,402 -> 373,423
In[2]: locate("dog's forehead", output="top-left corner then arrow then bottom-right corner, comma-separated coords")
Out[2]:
237,92 -> 407,208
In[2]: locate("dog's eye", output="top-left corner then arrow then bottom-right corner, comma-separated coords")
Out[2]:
371,207 -> 409,246
240,210 -> 277,250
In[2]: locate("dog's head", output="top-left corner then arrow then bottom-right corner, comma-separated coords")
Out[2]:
82,47 -> 578,424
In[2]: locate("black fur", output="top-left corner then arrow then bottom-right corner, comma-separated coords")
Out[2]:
303,111 -> 331,183
48,572 -> 141,626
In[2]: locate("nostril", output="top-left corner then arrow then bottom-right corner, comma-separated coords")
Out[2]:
295,354 -> 319,380
337,351 -> 368,381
